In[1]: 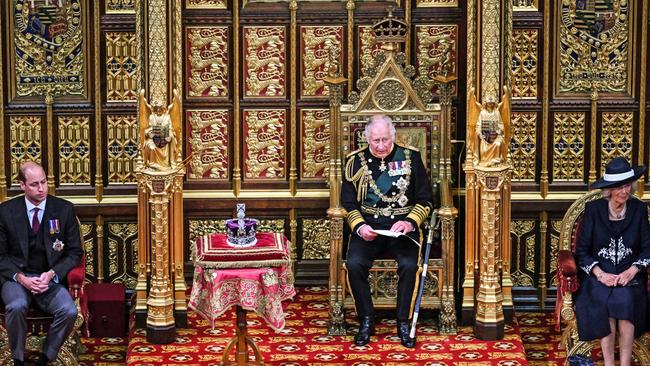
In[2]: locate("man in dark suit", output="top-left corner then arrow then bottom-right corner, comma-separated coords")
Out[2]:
0,162 -> 82,366
342,115 -> 433,348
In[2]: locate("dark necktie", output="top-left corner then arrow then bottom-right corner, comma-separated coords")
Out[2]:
31,207 -> 40,233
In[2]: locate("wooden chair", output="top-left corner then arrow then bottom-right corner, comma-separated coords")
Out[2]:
325,14 -> 456,335
0,218 -> 87,366
556,190 -> 650,365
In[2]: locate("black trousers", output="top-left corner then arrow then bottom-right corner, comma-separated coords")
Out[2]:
346,234 -> 420,322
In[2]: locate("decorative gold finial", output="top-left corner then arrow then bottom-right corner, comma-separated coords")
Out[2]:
372,7 -> 407,52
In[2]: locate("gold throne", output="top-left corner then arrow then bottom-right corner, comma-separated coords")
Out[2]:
556,190 -> 650,365
325,12 -> 457,335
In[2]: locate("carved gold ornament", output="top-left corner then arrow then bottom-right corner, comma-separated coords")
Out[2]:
552,112 -> 585,181
12,0 -> 86,97
188,110 -> 229,179
187,27 -> 229,98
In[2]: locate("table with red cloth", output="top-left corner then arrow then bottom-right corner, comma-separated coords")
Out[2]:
188,232 -> 295,331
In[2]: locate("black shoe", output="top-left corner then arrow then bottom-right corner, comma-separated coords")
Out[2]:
397,321 -> 416,348
13,359 -> 24,366
353,316 -> 375,346
36,353 -> 49,366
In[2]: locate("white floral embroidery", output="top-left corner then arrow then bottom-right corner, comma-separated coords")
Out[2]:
633,258 -> 650,268
581,261 -> 598,275
598,237 -> 633,265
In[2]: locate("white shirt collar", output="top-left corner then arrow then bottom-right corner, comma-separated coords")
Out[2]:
25,196 -> 46,213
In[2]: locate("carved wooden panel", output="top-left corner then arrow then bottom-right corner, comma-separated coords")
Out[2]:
416,0 -> 458,6
186,27 -> 229,99
107,115 -> 138,184
57,115 -> 91,185
80,221 -> 97,283
301,218 -> 329,260
600,112 -> 633,174
243,26 -> 286,98
106,0 -> 135,13
415,24 -> 458,95
243,109 -> 286,179
511,29 -> 538,99
186,0 -> 226,9
510,220 -> 536,287
557,0 -> 632,94
549,220 -> 561,287
106,32 -> 138,103
10,0 -> 88,98
300,109 -> 329,180
187,109 -> 229,180
510,112 -> 536,181
513,0 -> 537,11
300,26 -> 343,98
9,116 -> 42,185
106,222 -> 138,287
552,112 -> 585,181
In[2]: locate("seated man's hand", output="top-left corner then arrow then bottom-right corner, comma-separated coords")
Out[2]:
359,224 -> 378,242
390,220 -> 414,234
17,274 -> 47,294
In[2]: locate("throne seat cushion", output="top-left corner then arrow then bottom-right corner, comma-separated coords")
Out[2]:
195,232 -> 290,269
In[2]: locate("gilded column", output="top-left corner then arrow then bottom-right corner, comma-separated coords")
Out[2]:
435,76 -> 458,334
346,0 -> 354,95
232,1 -> 242,196
639,0 -> 648,197
0,8 -> 5,201
289,0 -> 298,194
94,0 -> 103,201
147,0 -> 168,103
325,50 -> 347,336
135,170 -> 150,327
538,211 -> 548,308
96,215 -> 105,282
588,87 -> 598,184
45,91 -> 56,195
171,172 -> 187,327
540,0 -> 550,197
145,174 -> 176,344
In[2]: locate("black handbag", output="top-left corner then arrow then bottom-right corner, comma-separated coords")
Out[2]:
567,354 -> 594,366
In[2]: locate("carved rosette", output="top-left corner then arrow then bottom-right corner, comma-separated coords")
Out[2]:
301,109 -> 330,179
301,26 -> 343,97
106,32 -> 138,102
12,0 -> 86,97
243,109 -> 286,179
187,110 -> 229,179
186,27 -> 229,98
415,25 -> 458,95
302,218 -> 330,259
243,26 -> 286,98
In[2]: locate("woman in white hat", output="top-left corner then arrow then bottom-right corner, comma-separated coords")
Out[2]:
575,157 -> 650,366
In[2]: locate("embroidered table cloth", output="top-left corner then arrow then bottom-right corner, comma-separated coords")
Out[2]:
189,233 -> 295,331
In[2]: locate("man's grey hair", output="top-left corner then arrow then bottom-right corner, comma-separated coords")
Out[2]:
365,115 -> 396,141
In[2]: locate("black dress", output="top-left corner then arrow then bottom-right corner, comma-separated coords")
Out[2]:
575,198 -> 650,341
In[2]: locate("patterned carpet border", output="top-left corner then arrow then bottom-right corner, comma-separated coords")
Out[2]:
126,286 -> 531,365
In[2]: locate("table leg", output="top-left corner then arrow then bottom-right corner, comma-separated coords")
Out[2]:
221,306 -> 265,366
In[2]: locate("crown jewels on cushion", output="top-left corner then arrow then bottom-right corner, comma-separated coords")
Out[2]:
225,203 -> 258,247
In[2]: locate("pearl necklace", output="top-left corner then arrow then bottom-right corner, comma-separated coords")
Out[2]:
608,202 -> 626,220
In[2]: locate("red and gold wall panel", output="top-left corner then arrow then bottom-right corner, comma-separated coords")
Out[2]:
187,109 -> 229,180
243,26 -> 286,98
186,26 -> 229,99
300,26 -> 343,98
243,109 -> 286,180
415,24 -> 458,95
300,109 -> 330,180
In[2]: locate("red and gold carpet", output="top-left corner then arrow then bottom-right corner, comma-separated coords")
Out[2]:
125,286 -> 533,365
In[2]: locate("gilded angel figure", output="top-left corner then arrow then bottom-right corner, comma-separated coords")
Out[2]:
467,86 -> 511,167
138,89 -> 183,170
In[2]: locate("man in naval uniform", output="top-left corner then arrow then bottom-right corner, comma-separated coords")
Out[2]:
342,115 -> 433,348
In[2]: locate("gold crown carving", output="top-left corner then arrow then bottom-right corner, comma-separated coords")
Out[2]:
372,7 -> 407,49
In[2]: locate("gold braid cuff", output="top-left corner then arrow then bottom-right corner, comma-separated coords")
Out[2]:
406,204 -> 431,227
347,209 -> 365,230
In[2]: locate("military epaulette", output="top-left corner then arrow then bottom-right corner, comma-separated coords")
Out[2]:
346,145 -> 368,159
395,142 -> 419,152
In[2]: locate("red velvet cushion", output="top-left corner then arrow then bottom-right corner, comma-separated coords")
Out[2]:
195,232 -> 290,269
557,250 -> 577,277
